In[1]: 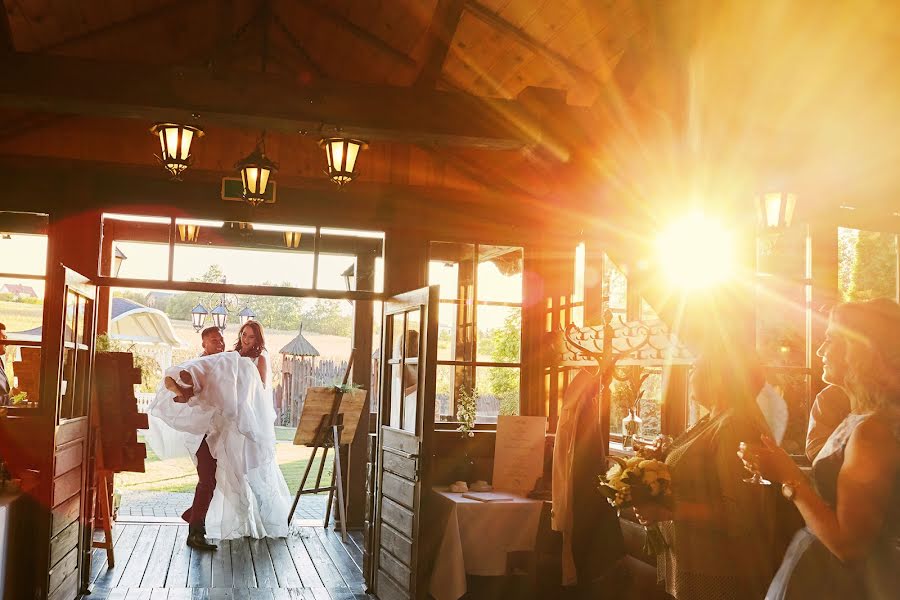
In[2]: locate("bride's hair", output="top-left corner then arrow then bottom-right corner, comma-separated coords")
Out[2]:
234,320 -> 266,358
831,298 -> 900,412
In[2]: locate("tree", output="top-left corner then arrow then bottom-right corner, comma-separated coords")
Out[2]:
486,311 -> 521,416
848,230 -> 897,301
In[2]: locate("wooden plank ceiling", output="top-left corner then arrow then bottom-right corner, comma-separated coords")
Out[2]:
2,0 -> 900,223
0,0 -> 643,106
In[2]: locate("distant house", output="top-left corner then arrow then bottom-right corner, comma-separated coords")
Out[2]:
0,283 -> 37,299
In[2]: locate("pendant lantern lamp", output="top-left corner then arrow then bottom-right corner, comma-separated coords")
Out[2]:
150,123 -> 204,179
320,137 -> 367,186
283,230 -> 302,249
235,134 -> 278,207
238,307 -> 256,326
191,303 -> 209,332
758,192 -> 797,230
177,223 -> 200,243
211,303 -> 228,330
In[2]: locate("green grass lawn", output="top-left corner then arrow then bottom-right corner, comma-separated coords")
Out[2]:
117,438 -> 333,494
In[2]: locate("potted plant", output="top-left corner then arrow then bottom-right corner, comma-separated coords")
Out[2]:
613,367 -> 649,450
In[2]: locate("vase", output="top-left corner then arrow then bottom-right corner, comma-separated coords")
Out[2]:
622,409 -> 643,450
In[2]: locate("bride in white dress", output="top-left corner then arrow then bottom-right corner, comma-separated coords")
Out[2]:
146,320 -> 291,540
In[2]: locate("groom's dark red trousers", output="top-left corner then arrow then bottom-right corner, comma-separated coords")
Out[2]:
181,436 -> 216,535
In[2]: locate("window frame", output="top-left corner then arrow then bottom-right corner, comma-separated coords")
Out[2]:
428,241 -> 524,426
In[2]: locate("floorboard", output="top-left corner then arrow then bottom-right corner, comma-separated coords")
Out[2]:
165,526 -> 191,587
89,525 -> 374,599
142,525 -> 179,587
118,525 -> 161,588
265,538 -> 302,588
231,537 -> 257,588
211,539 -> 233,588
249,538 -> 278,588
94,524 -> 143,589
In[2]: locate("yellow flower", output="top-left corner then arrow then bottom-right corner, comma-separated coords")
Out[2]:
626,456 -> 643,468
643,470 -> 659,484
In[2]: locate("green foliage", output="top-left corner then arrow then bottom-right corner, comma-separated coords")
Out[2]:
95,334 -> 161,392
113,289 -> 149,305
485,311 -> 521,416
848,230 -> 897,302
163,265 -> 352,336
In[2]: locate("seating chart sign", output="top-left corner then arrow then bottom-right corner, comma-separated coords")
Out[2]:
492,415 -> 547,495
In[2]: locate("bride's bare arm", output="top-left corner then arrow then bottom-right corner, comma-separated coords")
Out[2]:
787,418 -> 899,562
256,354 -> 267,388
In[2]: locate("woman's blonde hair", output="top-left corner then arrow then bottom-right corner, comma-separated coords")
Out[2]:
830,298 -> 900,412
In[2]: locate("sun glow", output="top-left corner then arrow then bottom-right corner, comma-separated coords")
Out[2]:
656,213 -> 736,290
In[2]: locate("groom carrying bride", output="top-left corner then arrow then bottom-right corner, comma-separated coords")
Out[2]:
146,323 -> 291,551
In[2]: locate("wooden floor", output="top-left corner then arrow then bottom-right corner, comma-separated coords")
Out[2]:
86,523 -> 372,600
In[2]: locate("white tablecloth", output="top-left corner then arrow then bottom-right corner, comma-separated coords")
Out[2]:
428,488 -> 543,600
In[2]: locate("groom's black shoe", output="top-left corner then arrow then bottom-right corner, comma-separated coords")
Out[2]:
186,532 -> 218,551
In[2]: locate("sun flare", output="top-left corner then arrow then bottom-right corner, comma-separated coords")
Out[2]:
656,213 -> 736,290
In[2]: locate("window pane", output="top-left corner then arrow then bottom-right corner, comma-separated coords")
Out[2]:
0,232 -> 47,276
104,214 -> 171,279
174,240 -> 315,289
603,253 -> 627,314
429,242 -> 475,301
437,303 -> 457,361
318,228 -> 384,292
435,364 -> 456,422
639,370 -> 663,439
837,227 -> 898,302
477,245 -> 523,303
475,365 -> 519,423
390,314 -> 404,360
573,242 -> 585,327
389,363 -> 402,429
476,305 -> 521,363
0,292 -> 44,338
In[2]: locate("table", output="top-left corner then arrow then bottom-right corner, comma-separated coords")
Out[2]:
429,487 -> 543,600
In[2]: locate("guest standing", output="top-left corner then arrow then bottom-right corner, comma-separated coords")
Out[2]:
753,298 -> 900,600
634,353 -> 776,600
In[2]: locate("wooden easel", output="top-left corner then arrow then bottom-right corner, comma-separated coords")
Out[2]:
90,429 -> 115,568
287,350 -> 356,542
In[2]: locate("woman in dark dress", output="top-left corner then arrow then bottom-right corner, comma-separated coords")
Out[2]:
753,298 -> 900,600
634,354 -> 777,600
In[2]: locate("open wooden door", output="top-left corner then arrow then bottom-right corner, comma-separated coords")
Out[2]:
34,265 -> 98,600
372,286 -> 439,600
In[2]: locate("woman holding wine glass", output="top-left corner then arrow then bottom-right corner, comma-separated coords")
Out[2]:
633,352 -> 777,600
748,298 -> 900,600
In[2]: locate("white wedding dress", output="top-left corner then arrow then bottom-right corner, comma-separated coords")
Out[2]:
145,349 -> 291,540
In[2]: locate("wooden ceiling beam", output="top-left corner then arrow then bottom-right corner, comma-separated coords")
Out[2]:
0,52 -> 586,150
416,0 -> 466,88
299,0 -> 417,69
464,0 -> 608,89
272,12 -> 326,79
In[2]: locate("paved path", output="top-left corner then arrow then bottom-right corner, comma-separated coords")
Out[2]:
118,490 -> 329,521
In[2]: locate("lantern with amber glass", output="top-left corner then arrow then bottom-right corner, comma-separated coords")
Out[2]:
283,230 -> 302,249
150,123 -> 204,179
235,136 -> 278,207
177,223 -> 200,243
758,192 -> 797,231
320,137 -> 367,186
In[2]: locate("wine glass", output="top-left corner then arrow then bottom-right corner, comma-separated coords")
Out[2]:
738,442 -> 771,485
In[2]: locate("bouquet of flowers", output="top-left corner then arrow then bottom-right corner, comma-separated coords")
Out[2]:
598,455 -> 673,556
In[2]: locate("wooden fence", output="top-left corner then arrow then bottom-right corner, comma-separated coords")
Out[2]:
275,359 -> 349,427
